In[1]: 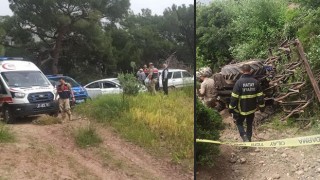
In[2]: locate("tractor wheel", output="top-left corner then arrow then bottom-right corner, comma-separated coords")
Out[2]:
221,60 -> 265,81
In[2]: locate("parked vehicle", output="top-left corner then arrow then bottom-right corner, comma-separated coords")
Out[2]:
158,69 -> 194,89
46,75 -> 88,104
0,57 -> 59,123
84,78 -> 147,98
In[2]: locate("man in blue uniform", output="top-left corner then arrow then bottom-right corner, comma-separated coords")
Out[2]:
228,64 -> 265,142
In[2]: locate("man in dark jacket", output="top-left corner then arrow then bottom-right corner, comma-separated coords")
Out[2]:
228,64 -> 265,142
55,78 -> 75,121
162,63 -> 169,95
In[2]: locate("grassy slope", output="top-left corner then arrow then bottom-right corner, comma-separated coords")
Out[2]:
0,123 -> 15,143
75,87 -> 194,169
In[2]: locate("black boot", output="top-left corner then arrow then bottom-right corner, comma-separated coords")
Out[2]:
241,135 -> 249,142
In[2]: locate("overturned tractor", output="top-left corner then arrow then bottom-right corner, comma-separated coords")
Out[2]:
210,39 -> 319,125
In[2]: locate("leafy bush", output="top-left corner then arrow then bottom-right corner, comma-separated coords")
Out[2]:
0,123 -> 15,143
196,99 -> 223,167
74,125 -> 102,148
117,73 -> 140,96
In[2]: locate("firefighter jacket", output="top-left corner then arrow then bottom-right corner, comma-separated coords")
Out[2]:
229,74 -> 265,115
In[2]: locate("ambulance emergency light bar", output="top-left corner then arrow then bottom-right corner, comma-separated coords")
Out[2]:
0,57 -> 24,61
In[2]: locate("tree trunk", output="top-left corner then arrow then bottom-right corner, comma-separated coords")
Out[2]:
52,27 -> 68,74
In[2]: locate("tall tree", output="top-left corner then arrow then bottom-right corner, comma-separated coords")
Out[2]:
9,0 -> 129,74
162,4 -> 195,65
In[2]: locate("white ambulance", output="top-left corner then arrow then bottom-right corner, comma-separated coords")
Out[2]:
0,57 -> 59,123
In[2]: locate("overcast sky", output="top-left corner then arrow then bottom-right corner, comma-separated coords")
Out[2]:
0,0 -> 194,16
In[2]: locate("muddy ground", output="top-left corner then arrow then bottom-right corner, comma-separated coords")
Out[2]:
0,115 -> 193,180
197,110 -> 320,180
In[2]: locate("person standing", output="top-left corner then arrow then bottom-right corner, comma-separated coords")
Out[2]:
147,62 -> 158,95
136,68 -> 146,84
143,64 -> 149,77
162,63 -> 169,95
55,78 -> 75,121
197,67 -> 217,108
228,64 -> 265,142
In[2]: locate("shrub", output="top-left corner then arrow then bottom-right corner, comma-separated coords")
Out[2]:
74,125 -> 102,148
196,99 -> 223,167
0,123 -> 15,143
32,115 -> 61,125
117,73 -> 140,96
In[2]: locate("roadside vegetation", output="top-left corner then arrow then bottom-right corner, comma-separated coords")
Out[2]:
74,125 -> 102,148
0,122 -> 15,143
197,0 -> 320,127
196,0 -> 320,167
75,86 -> 194,169
32,115 -> 61,125
195,99 -> 223,167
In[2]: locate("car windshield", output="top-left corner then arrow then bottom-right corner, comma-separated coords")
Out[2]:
1,71 -> 51,88
48,77 -> 80,87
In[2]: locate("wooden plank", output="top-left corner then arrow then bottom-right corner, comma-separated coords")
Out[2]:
295,39 -> 320,103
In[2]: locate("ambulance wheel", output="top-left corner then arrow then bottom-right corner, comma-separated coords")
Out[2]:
3,106 -> 15,124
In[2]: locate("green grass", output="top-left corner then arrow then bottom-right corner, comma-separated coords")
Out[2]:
0,123 -> 15,143
75,87 -> 194,169
32,115 -> 61,125
258,112 -> 297,131
74,125 -> 102,148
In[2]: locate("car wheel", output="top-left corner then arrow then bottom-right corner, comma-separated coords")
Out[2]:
3,106 -> 15,124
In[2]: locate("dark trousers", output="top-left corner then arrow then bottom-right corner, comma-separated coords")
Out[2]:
162,79 -> 168,95
236,113 -> 254,141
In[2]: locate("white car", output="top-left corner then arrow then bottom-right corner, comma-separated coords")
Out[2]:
158,69 -> 194,89
84,78 -> 146,98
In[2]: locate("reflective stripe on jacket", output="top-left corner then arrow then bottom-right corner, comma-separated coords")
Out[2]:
228,74 -> 265,115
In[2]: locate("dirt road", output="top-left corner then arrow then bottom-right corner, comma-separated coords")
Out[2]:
197,110 -> 320,180
0,115 -> 193,180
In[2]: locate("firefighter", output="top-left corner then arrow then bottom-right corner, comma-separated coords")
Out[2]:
55,78 -> 75,121
228,64 -> 265,142
197,67 -> 217,108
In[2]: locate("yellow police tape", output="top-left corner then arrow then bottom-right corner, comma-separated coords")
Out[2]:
196,134 -> 320,147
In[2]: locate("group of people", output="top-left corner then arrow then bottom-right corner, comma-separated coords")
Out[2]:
57,62 -> 265,142
197,64 -> 265,142
136,62 -> 169,95
55,63 -> 170,122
